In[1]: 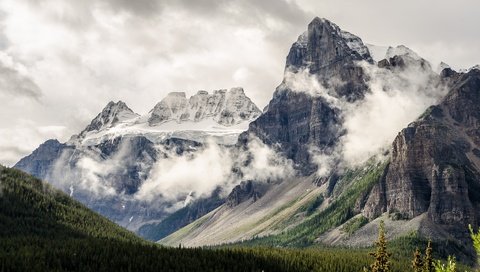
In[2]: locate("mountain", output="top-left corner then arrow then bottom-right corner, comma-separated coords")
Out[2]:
240,17 -> 372,175
14,87 -> 261,239
71,87 -> 261,146
161,17 -> 480,261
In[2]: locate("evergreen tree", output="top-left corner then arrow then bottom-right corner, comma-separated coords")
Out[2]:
412,248 -> 423,272
469,224 -> 480,267
369,221 -> 391,272
423,240 -> 434,272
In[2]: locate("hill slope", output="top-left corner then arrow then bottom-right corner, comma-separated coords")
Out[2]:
0,165 -> 141,242
4,165 -> 431,271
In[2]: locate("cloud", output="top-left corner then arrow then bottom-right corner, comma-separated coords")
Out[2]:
283,68 -> 342,107
0,123 -> 66,166
340,59 -> 448,165
239,135 -> 296,181
0,52 -> 41,99
281,55 -> 448,176
135,140 -> 233,204
41,133 -> 294,215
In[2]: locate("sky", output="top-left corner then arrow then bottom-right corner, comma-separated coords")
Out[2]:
0,0 -> 479,166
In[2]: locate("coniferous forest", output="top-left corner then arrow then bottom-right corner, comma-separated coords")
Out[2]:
0,165 -> 478,271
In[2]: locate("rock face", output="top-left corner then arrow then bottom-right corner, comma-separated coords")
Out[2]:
285,17 -> 371,99
14,139 -> 68,179
242,17 -> 372,175
148,87 -> 261,126
364,70 -> 480,240
225,180 -> 268,208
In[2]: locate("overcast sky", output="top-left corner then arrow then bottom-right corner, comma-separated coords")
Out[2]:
0,0 -> 479,166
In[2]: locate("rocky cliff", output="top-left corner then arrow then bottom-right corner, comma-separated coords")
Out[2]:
241,17 -> 372,175
363,69 -> 480,241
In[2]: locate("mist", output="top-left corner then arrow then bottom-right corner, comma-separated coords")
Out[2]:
340,59 -> 448,165
282,51 -> 448,176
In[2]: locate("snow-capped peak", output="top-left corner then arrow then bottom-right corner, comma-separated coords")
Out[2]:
79,101 -> 139,136
70,88 -> 261,146
148,87 -> 261,127
385,45 -> 421,60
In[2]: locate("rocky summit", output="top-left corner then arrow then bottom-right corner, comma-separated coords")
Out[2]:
241,18 -> 374,175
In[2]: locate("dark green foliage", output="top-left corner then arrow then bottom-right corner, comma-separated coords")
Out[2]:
0,165 -> 141,242
0,165 -> 476,271
0,165 -> 383,271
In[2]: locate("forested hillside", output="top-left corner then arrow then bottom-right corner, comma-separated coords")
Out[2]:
0,166 -> 474,271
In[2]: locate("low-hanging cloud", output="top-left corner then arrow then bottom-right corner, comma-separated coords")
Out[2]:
136,136 -> 295,210
49,139 -> 142,197
340,60 -> 448,165
135,140 -> 233,204
283,68 -> 342,107
239,135 -> 296,181
45,133 -> 294,215
282,55 -> 448,176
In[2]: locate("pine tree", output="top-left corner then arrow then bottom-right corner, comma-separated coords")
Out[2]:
423,240 -> 434,272
369,221 -> 391,272
469,224 -> 480,267
412,248 -> 423,272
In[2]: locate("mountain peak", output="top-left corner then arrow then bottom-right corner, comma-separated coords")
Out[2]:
385,45 -> 421,60
309,16 -> 328,25
148,87 -> 261,126
286,17 -> 371,75
79,100 -> 138,136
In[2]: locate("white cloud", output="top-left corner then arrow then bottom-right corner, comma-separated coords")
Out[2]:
135,140 -> 233,203
283,68 -> 342,107
340,60 -> 448,165
281,57 -> 448,175
240,136 -> 295,181
0,122 -> 66,166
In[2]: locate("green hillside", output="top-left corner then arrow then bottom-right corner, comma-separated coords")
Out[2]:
0,165 -> 474,271
0,165 -> 142,242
